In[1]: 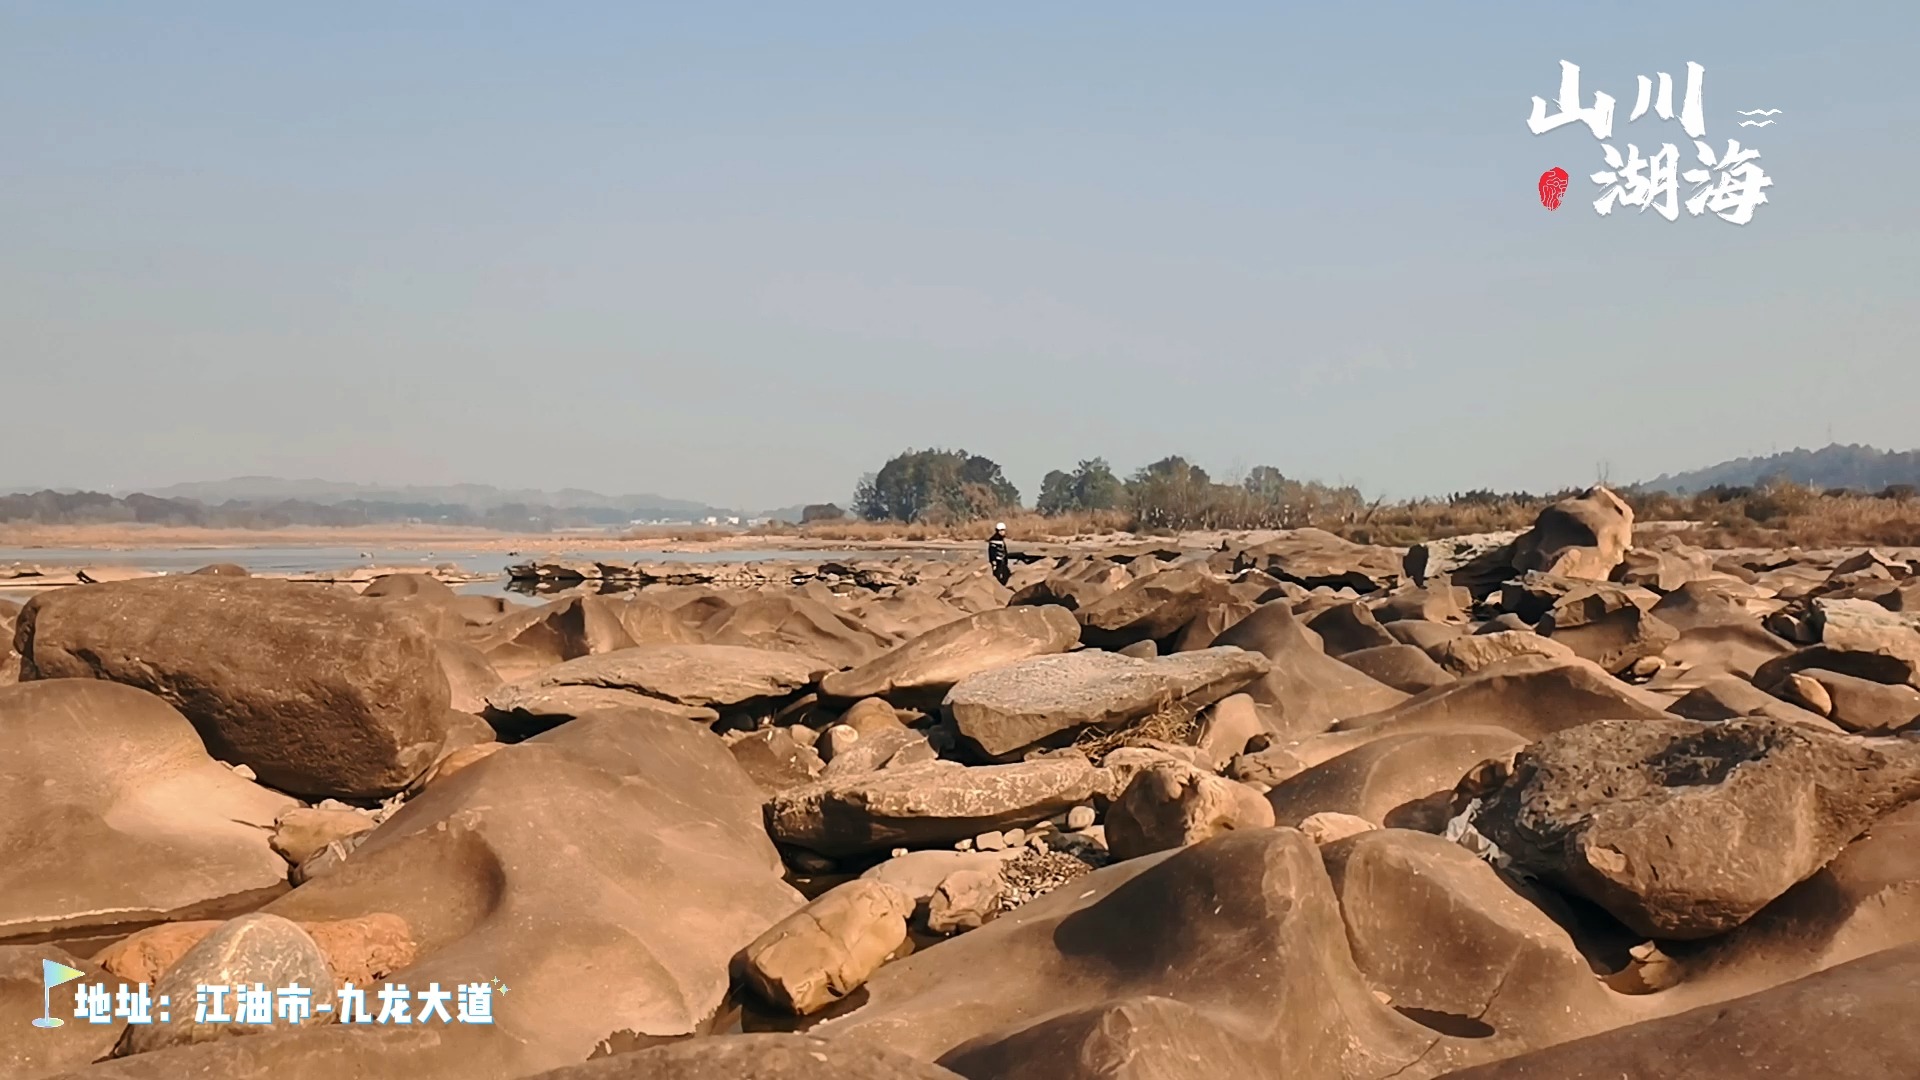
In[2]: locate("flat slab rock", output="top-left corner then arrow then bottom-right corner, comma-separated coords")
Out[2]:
943,647 -> 1270,760
766,759 -> 1104,857
500,643 -> 828,709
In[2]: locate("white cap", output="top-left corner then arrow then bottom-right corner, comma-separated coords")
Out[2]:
995,522 -> 1006,531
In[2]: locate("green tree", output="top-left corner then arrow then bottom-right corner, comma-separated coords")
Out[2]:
853,448 -> 1022,523
1036,458 -> 1124,516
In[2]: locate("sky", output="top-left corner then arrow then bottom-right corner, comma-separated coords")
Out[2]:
3,2 -> 1916,511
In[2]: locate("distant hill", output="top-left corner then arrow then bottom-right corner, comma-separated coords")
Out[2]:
1640,444 -> 1920,494
143,477 -> 723,518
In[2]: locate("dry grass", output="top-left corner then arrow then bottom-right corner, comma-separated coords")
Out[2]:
749,510 -> 1134,544
1073,706 -> 1203,760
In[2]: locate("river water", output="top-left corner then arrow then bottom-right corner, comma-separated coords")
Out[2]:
0,545 -> 956,602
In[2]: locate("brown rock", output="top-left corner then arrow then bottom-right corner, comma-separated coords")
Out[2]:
1105,762 -> 1275,861
116,914 -> 336,1057
0,680 -> 293,946
1510,485 -> 1634,581
821,605 -> 1080,706
767,759 -> 1104,858
742,880 -> 913,1016
1211,601 -> 1407,741
1338,643 -> 1455,694
1074,568 -> 1234,650
1431,943 -> 1920,1080
1266,727 -> 1529,831
926,869 -> 1003,934
16,576 -> 453,799
1473,718 -> 1920,938
1434,630 -> 1576,674
271,806 -> 379,866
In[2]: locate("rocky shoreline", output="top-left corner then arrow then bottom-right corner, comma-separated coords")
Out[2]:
4,485 -> 1920,1078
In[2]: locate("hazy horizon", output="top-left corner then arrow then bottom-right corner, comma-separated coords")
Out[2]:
6,3 -> 1916,510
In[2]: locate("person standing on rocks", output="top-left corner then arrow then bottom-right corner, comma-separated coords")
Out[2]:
988,522 -> 1012,586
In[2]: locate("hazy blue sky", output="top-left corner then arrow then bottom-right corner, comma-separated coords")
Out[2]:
4,3 -> 1914,510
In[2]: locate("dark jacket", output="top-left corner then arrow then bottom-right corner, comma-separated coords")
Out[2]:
987,535 -> 1010,578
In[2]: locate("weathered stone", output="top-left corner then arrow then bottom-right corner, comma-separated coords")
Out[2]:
1432,944 -> 1920,1080
1322,830 -> 1630,1068
1196,693 -> 1266,769
0,680 -> 293,945
118,914 -> 336,1056
927,869 -> 1003,934
258,709 -> 803,1075
1105,762 -> 1275,861
768,759 -> 1104,857
1433,630 -> 1576,674
481,682 -> 717,738
1266,727 -> 1529,831
1794,669 -> 1920,735
821,606 -> 1079,706
944,647 -> 1269,761
16,576 -> 452,799
741,880 -> 913,1016
1305,601 -> 1397,656
1510,485 -> 1634,582
1298,812 -> 1377,845
1667,675 -> 1839,730
819,830 -> 1429,1079
494,643 -> 825,711
698,594 -> 891,670
1473,718 -> 1920,938
94,913 -> 415,989
1403,532 -> 1522,592
271,806 -> 379,866
728,727 -> 822,795
1226,745 -> 1307,789
1539,585 -> 1681,674
841,697 -> 910,735
1233,529 -> 1403,593
1211,601 -> 1407,741
466,594 -> 645,680
1338,643 -> 1455,694
1074,568 -> 1234,650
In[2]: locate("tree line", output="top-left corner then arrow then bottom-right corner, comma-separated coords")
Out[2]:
846,448 -> 1372,531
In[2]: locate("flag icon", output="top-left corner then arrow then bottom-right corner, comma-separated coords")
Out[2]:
34,959 -> 86,1029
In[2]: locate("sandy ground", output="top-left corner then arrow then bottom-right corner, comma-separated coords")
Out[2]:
0,523 -> 977,554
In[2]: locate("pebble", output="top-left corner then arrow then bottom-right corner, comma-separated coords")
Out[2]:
955,838 -> 974,852
996,847 -> 1110,912
976,830 -> 1008,852
1067,805 -> 1097,831
1002,828 -> 1026,847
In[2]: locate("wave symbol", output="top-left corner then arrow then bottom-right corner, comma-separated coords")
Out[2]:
1735,109 -> 1783,116
1738,120 -> 1775,127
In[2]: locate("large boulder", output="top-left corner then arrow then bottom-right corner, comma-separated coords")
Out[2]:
1317,658 -> 1669,764
1073,569 -> 1233,650
1303,601 -> 1397,656
767,759 -> 1104,857
257,709 -> 804,1076
463,594 -> 645,680
820,606 -> 1080,707
1211,601 -> 1407,741
1509,486 -> 1634,582
1403,531 -> 1522,593
117,914 -> 336,1057
1105,762 -> 1275,861
1431,943 -> 1920,1080
740,880 -> 914,1016
943,647 -> 1269,761
1471,718 -> 1920,939
1322,830 -> 1632,1069
819,829 -> 1432,1080
480,682 -> 717,739
1537,585 -> 1680,674
16,576 -> 453,799
1337,643 -> 1455,695
1266,727 -> 1529,830
0,680 -> 294,945
1233,529 -> 1403,593
490,644 -> 826,716
698,594 -> 892,670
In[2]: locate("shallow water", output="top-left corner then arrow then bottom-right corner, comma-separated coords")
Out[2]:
0,544 -> 956,603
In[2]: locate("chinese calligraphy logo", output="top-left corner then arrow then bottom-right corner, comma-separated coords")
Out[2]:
1527,61 -> 1774,224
